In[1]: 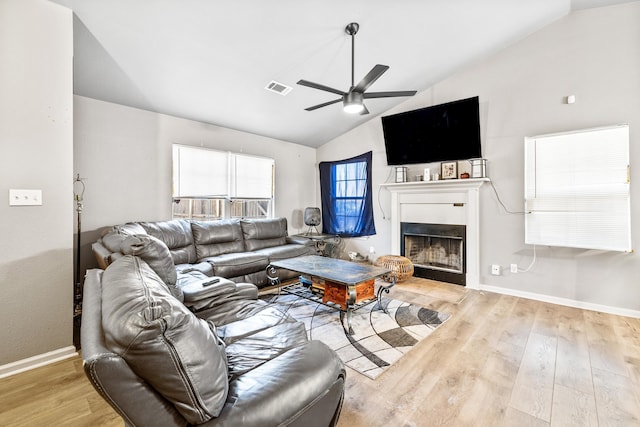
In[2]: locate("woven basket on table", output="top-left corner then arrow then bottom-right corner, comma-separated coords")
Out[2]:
375,255 -> 414,282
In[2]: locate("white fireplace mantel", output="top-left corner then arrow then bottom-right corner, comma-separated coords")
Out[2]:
381,178 -> 488,289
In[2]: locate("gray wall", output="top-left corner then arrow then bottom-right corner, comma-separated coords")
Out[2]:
317,3 -> 640,314
73,96 -> 318,275
0,0 -> 73,364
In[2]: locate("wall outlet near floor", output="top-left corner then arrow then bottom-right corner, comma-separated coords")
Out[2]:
510,264 -> 518,273
491,264 -> 501,275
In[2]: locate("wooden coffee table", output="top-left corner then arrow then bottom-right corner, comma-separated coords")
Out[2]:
267,255 -> 396,334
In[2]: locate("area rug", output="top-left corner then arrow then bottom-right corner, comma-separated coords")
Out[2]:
260,290 -> 450,379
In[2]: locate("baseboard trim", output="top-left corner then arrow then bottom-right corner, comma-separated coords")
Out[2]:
478,284 -> 640,319
0,346 -> 78,379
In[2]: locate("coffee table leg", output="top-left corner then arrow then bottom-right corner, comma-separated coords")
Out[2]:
340,285 -> 358,335
265,264 -> 281,286
375,275 -> 396,314
340,308 -> 355,335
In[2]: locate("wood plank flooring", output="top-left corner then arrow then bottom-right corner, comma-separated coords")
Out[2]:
1,278 -> 639,426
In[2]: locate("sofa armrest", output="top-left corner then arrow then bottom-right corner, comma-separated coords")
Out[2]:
81,269 -> 186,426
91,242 -> 114,270
180,276 -> 236,303
235,282 -> 259,300
177,269 -> 259,312
286,235 -> 315,247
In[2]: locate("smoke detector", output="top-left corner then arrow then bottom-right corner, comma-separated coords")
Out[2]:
265,80 -> 292,96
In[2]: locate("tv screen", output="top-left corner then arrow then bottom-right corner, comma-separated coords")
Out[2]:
381,96 -> 481,165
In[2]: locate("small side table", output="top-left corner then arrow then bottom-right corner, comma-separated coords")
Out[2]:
293,233 -> 341,257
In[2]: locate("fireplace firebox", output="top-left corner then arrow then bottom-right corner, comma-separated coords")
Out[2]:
400,222 -> 466,286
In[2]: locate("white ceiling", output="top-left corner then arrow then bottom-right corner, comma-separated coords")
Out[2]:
50,0 -> 633,148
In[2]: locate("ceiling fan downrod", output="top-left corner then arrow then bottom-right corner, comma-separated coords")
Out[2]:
345,22 -> 359,89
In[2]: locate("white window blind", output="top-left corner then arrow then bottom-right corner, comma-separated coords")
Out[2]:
524,124 -> 631,252
231,154 -> 274,198
172,145 -> 228,197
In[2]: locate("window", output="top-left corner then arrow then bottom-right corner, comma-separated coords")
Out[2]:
319,151 -> 376,237
172,145 -> 274,221
524,124 -> 631,252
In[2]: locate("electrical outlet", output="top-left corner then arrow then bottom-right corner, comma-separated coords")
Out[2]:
491,264 -> 501,275
510,264 -> 518,273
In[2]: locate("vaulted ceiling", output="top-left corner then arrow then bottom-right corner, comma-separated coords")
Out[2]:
51,0 -> 633,147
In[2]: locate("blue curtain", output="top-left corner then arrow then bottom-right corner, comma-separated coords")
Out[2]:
319,151 -> 376,237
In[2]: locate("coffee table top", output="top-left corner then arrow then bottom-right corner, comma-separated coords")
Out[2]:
270,255 -> 390,286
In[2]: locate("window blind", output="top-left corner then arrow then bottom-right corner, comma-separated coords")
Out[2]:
172,145 -> 229,197
524,124 -> 631,252
231,154 -> 274,198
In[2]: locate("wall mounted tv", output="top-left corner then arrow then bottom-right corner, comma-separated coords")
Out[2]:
381,96 -> 482,165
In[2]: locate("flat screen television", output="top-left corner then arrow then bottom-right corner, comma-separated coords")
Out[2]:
381,96 -> 481,165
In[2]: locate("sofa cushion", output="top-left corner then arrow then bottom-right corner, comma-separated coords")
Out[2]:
241,218 -> 288,251
120,234 -> 182,301
203,252 -> 269,278
115,222 -> 147,235
101,255 -> 229,424
225,322 -> 308,378
191,219 -> 245,259
139,219 -> 197,265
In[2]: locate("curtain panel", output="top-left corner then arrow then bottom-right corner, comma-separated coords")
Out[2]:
319,151 -> 376,237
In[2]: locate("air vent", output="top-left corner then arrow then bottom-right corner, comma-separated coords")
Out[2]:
265,80 -> 292,96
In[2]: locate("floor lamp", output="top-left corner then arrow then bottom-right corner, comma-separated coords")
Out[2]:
73,174 -> 85,349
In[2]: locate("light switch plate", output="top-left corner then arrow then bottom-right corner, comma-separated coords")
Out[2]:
9,189 -> 42,206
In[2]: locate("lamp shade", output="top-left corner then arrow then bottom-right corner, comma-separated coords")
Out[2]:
304,207 -> 321,226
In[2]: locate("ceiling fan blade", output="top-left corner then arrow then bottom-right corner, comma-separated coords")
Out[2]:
364,90 -> 417,99
304,98 -> 342,111
353,64 -> 389,92
297,80 -> 346,96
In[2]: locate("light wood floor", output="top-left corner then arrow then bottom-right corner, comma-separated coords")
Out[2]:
1,278 -> 639,426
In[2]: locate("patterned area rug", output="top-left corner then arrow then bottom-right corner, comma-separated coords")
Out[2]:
260,290 -> 450,379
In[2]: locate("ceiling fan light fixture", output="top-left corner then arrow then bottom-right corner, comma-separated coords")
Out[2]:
343,91 -> 364,114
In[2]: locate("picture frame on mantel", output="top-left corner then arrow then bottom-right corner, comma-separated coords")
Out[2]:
441,161 -> 457,179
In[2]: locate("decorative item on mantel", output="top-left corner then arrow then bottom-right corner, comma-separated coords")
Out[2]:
457,159 -> 472,179
441,161 -> 457,180
375,255 -> 414,282
470,158 -> 487,178
395,166 -> 408,183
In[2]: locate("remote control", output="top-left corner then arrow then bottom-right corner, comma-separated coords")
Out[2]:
202,278 -> 220,287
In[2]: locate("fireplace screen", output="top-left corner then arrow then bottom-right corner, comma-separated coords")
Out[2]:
404,234 -> 463,273
401,222 -> 466,285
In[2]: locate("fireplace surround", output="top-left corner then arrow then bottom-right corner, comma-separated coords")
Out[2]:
381,178 -> 487,289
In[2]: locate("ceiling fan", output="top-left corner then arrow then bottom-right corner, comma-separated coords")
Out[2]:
297,22 -> 417,115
